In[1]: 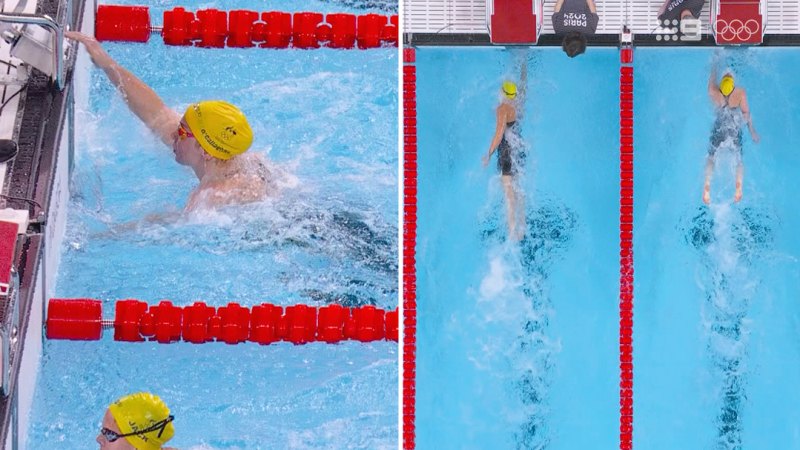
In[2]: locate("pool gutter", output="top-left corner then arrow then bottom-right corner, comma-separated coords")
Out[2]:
0,0 -> 84,448
404,33 -> 800,46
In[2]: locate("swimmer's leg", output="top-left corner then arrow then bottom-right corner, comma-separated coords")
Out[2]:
501,175 -> 520,241
703,155 -> 715,205
734,161 -> 743,203
516,185 -> 526,240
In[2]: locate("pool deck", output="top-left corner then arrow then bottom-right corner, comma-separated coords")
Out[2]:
404,0 -> 800,45
0,0 -> 41,191
0,0 -> 85,448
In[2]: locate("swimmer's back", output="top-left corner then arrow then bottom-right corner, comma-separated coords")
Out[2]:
227,153 -> 274,199
711,86 -> 747,110
187,153 -> 274,210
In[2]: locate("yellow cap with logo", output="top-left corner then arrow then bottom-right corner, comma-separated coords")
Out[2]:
109,392 -> 175,450
502,81 -> 517,99
184,100 -> 254,160
720,74 -> 735,97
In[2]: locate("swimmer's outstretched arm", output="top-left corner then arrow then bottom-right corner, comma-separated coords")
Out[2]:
91,210 -> 183,238
66,31 -> 180,147
483,107 -> 508,167
739,91 -> 759,143
708,67 -> 724,107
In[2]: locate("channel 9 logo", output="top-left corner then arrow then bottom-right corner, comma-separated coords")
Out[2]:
655,17 -> 701,42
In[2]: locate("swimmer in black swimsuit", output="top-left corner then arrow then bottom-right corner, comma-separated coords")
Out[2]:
497,120 -> 524,176
703,68 -> 759,205
708,106 -> 743,159
483,63 -> 527,240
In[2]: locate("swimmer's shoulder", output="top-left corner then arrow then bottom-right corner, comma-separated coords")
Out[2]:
730,87 -> 748,107
231,153 -> 277,197
239,152 -> 266,164
736,88 -> 747,107
189,176 -> 265,209
237,153 -> 272,183
497,102 -> 516,120
154,109 -> 182,146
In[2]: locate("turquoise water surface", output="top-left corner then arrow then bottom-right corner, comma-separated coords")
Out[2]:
634,47 -> 800,449
416,47 -> 619,449
27,0 -> 398,448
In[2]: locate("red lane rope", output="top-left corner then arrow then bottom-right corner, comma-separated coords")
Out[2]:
619,45 -> 634,450
95,5 -> 398,49
402,47 -> 417,450
46,298 -> 398,345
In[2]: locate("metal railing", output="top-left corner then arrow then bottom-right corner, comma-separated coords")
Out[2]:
0,12 -> 66,89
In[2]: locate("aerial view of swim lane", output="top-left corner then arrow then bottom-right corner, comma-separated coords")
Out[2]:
407,1 -> 621,448
403,0 -> 800,449
634,20 -> 800,450
0,0 -> 398,448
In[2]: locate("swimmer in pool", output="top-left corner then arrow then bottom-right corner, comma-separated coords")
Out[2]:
483,65 -> 527,240
97,392 -> 178,450
703,68 -> 759,205
66,32 -> 271,211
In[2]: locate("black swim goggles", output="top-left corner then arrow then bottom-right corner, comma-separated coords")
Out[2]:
100,415 -> 174,443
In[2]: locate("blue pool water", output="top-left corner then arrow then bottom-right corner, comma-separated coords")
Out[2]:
416,47 -> 618,449
26,0 -> 397,448
635,47 -> 800,449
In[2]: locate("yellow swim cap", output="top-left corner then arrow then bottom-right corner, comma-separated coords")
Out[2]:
184,100 -> 253,160
502,81 -> 517,99
720,75 -> 735,97
109,392 -> 175,450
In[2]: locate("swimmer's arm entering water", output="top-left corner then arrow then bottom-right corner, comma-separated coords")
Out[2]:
483,107 -> 509,167
66,32 -> 180,146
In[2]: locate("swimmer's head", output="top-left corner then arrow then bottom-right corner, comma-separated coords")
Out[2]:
183,101 -> 253,160
720,74 -> 735,97
103,392 -> 174,450
502,81 -> 517,99
562,32 -> 587,58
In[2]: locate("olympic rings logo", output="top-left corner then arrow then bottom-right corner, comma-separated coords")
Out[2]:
715,18 -> 760,41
